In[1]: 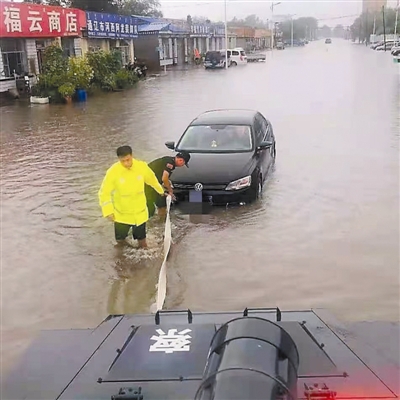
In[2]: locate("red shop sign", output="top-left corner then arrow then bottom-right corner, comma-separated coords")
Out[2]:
0,1 -> 86,38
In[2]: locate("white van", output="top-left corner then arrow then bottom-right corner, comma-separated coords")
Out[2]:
229,48 -> 247,65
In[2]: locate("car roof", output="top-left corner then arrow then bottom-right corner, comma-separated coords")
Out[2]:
190,109 -> 259,126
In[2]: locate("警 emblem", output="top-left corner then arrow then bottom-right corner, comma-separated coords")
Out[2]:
194,183 -> 203,191
149,328 -> 192,354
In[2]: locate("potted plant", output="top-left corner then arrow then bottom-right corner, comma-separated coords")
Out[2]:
29,74 -> 51,104
30,84 -> 50,104
58,82 -> 75,104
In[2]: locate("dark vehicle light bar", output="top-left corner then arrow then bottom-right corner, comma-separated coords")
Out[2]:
194,316 -> 300,400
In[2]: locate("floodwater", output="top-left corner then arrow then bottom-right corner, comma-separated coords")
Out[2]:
1,40 -> 399,375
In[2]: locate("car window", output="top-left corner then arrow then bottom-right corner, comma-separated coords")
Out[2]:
259,116 -> 270,141
232,51 -> 239,56
253,117 -> 264,145
177,125 -> 253,153
240,51 -> 246,56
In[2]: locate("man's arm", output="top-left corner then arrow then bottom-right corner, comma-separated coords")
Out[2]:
98,168 -> 115,219
144,165 -> 165,195
162,170 -> 173,195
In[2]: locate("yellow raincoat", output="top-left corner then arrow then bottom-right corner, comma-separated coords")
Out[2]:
98,159 -> 164,226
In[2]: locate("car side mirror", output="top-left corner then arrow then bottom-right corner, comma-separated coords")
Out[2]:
257,141 -> 273,151
165,141 -> 175,150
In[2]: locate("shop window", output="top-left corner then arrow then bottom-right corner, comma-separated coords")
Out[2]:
87,39 -> 102,52
1,38 -> 27,77
61,37 -> 75,58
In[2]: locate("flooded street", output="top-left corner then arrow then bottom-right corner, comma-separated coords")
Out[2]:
1,40 -> 399,374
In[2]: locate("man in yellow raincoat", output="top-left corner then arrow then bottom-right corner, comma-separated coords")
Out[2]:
99,145 -> 165,249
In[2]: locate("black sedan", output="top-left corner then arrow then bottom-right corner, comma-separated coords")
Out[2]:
165,109 -> 276,205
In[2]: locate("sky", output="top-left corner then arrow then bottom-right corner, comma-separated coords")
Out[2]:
160,0 -> 398,27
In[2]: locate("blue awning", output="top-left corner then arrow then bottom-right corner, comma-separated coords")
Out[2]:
138,22 -> 170,33
138,21 -> 188,35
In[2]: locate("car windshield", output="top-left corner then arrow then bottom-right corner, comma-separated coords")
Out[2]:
177,124 -> 253,153
205,51 -> 223,61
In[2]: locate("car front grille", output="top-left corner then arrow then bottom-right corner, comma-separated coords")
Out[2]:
173,183 -> 227,190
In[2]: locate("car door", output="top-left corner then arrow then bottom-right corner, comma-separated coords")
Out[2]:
259,115 -> 273,174
253,114 -> 268,178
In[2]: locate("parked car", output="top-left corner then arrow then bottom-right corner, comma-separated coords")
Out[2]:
204,50 -> 231,69
376,42 -> 393,51
375,41 -> 397,51
391,45 -> 400,56
229,48 -> 247,65
325,38 -> 332,44
370,41 -> 384,49
276,41 -> 285,50
164,109 -> 276,205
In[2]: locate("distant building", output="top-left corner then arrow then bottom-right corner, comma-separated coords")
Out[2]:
362,0 -> 387,13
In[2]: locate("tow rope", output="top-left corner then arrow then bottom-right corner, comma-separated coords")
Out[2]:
155,195 -> 172,311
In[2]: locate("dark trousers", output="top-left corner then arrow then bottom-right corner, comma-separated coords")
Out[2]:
114,222 -> 146,241
145,185 -> 166,217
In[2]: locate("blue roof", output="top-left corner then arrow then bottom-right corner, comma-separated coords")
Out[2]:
132,15 -> 160,24
138,21 -> 188,34
138,22 -> 170,33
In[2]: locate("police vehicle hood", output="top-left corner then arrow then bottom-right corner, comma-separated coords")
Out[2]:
171,152 -> 256,184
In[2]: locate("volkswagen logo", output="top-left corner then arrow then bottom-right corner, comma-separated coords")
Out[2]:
194,183 -> 203,191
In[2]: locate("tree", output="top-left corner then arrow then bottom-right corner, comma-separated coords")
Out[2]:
116,0 -> 163,17
350,7 -> 397,41
319,25 -> 332,38
228,14 -> 268,29
278,17 -> 318,41
333,24 -> 345,38
69,0 -> 117,12
192,16 -> 211,24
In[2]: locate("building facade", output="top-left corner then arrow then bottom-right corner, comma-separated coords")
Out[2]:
134,18 -> 189,70
81,11 -> 139,65
254,28 -> 272,49
0,1 -> 85,93
228,27 -> 256,51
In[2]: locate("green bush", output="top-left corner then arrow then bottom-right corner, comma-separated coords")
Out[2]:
86,49 -> 123,91
114,69 -> 130,89
41,44 -> 68,88
67,56 -> 93,90
58,82 -> 75,97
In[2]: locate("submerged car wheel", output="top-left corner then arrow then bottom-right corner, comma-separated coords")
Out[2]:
231,61 -> 237,66
247,172 -> 263,203
272,142 -> 277,159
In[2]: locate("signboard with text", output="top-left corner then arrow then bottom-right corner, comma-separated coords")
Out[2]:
0,1 -> 85,38
190,23 -> 225,37
86,12 -> 138,39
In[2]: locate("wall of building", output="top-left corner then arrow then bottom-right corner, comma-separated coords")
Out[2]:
134,35 -> 160,70
25,39 -> 40,75
227,36 -> 237,49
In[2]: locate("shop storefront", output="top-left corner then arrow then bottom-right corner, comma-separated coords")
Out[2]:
0,1 -> 84,94
81,12 -> 139,66
134,19 -> 188,70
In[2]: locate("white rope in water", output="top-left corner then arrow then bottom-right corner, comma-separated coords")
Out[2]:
155,195 -> 172,311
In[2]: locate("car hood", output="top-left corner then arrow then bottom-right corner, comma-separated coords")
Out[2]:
171,152 -> 256,184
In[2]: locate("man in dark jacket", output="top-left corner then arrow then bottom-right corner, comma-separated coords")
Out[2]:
145,151 -> 191,217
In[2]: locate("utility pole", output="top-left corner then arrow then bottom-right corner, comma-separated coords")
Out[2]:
382,5 -> 386,51
373,14 -> 376,35
224,0 -> 228,69
395,0 -> 399,41
291,17 -> 294,47
270,2 -> 281,51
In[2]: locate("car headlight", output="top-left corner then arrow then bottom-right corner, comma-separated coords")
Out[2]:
225,175 -> 252,191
